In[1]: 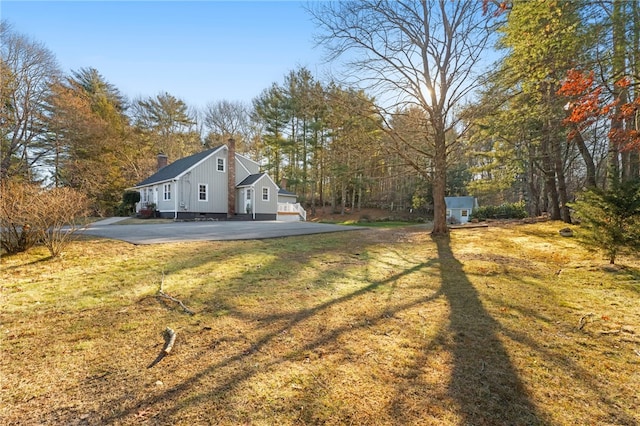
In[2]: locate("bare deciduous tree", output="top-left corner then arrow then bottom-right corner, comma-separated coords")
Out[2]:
203,99 -> 252,152
0,180 -> 89,257
33,186 -> 90,257
0,181 -> 41,253
1,21 -> 61,181
309,0 -> 495,234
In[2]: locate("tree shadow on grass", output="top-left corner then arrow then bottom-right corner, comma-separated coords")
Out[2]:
0,254 -> 54,270
33,231 -> 545,425
99,254 -> 441,424
608,264 -> 640,294
434,235 -> 543,425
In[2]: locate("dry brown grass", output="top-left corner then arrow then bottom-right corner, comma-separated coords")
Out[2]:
1,222 -> 638,425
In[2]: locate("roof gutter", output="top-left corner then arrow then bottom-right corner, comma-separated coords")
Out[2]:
252,183 -> 256,221
173,179 -> 178,220
128,178 -> 174,191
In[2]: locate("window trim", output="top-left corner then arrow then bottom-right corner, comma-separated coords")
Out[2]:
217,157 -> 225,172
198,183 -> 208,202
262,186 -> 269,201
461,209 -> 469,217
163,183 -> 171,201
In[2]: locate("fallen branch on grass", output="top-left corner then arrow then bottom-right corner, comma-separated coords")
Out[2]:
578,313 -> 594,330
163,327 -> 177,354
147,327 -> 177,368
157,290 -> 195,315
157,272 -> 195,315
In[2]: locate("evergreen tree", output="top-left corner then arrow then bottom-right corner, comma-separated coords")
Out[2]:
132,91 -> 200,161
252,83 -> 291,182
572,179 -> 640,264
497,0 -> 586,223
47,68 -> 131,215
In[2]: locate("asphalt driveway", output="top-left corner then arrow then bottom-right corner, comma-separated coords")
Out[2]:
82,219 -> 366,245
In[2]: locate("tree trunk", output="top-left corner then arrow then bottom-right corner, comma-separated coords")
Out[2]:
330,178 -> 336,213
552,133 -> 571,223
526,143 -> 541,216
302,118 -> 309,199
319,138 -> 325,208
570,127 -> 597,188
431,132 -> 448,235
632,0 -> 640,180
351,185 -> 356,211
541,131 -> 561,220
609,0 -> 626,187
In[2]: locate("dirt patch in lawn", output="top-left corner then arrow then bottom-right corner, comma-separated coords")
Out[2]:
1,222 -> 638,425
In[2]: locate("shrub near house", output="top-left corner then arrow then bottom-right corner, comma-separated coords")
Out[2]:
0,181 -> 89,257
138,203 -> 156,219
470,201 -> 528,221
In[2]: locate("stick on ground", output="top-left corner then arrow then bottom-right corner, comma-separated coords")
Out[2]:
157,272 -> 195,315
163,327 -> 176,354
147,327 -> 177,368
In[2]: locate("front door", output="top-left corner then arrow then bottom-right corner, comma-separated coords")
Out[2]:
245,188 -> 252,214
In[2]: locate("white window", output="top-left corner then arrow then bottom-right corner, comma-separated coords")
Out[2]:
198,184 -> 208,201
262,187 -> 269,201
246,188 -> 252,200
163,183 -> 171,200
461,209 -> 469,217
217,157 -> 225,172
446,209 -> 452,217
142,189 -> 147,203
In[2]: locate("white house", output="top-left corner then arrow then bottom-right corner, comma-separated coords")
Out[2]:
445,196 -> 478,224
131,140 -> 306,221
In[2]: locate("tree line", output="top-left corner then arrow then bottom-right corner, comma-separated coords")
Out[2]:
2,22 -> 415,219
2,0 -> 640,239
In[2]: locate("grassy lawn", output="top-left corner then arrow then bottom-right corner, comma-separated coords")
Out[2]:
1,222 -> 638,425
324,219 -> 429,228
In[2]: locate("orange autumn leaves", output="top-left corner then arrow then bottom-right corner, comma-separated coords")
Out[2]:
559,69 -> 640,151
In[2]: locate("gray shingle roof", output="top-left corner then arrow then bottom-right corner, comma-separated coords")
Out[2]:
237,173 -> 266,186
278,188 -> 296,196
445,196 -> 477,209
135,146 -> 222,187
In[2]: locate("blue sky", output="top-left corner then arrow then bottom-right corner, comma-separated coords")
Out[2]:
2,1 -> 331,109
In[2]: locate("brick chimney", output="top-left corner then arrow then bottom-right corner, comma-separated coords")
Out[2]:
157,153 -> 168,171
280,177 -> 288,190
227,138 -> 236,218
